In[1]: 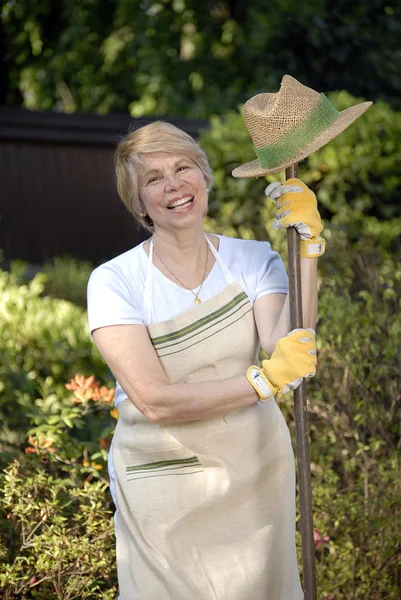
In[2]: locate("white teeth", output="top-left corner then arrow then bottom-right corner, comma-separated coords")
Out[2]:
168,196 -> 193,208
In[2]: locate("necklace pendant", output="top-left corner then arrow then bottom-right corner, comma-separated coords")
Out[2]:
194,297 -> 201,305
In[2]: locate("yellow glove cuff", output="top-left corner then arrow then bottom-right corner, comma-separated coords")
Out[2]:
246,366 -> 276,400
300,237 -> 326,258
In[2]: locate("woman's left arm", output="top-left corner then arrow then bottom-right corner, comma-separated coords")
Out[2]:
253,178 -> 323,355
253,257 -> 318,355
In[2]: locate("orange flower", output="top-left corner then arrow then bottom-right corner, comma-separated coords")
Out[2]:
25,447 -> 37,455
25,435 -> 56,454
91,462 -> 103,471
65,374 -> 115,405
83,459 -> 103,471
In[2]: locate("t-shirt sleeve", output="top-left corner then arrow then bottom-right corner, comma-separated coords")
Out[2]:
87,264 -> 144,334
253,241 -> 288,301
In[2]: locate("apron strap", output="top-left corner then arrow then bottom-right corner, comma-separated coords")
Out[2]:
144,235 -> 235,324
205,236 -> 235,284
143,240 -> 155,325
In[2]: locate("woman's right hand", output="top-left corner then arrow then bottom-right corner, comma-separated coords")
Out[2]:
261,328 -> 317,394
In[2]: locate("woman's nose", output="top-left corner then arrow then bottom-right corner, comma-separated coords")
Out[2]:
164,172 -> 181,190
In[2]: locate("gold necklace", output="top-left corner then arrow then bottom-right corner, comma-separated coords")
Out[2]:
153,241 -> 209,304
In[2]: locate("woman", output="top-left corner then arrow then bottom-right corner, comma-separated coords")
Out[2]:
87,121 -> 320,600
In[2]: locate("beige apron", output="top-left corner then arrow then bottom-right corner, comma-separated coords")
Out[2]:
112,238 -> 303,600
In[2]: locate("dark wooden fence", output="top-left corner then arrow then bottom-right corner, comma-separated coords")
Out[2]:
0,107 -> 208,266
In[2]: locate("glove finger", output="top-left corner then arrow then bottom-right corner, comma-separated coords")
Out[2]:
282,377 -> 304,393
304,352 -> 317,363
282,185 -> 304,194
276,209 -> 291,220
300,335 -> 315,343
275,188 -> 304,208
264,182 -> 282,199
297,347 -> 317,362
290,328 -> 315,335
272,219 -> 283,231
297,332 -> 315,343
299,344 -> 317,358
287,328 -> 315,341
276,216 -> 312,238
276,199 -> 292,211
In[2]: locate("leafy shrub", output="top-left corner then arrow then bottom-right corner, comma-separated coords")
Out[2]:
0,460 -> 117,600
42,256 -> 94,308
0,270 -> 109,468
9,256 -> 94,309
0,372 -> 118,599
281,214 -> 401,598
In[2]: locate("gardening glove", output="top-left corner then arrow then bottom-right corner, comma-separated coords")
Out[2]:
265,178 -> 326,258
246,328 -> 317,399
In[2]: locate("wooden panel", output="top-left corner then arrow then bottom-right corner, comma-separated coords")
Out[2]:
0,108 -> 208,264
0,140 -> 146,264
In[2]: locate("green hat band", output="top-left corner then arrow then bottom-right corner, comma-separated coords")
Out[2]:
253,94 -> 339,169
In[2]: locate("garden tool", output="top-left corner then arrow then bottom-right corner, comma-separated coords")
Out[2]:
232,74 -> 372,600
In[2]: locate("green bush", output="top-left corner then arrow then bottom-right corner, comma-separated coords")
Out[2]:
9,256 -> 94,309
0,460 -> 117,600
0,270 -> 110,468
42,256 -> 94,308
0,367 -> 118,598
294,216 -> 401,598
0,269 -> 118,598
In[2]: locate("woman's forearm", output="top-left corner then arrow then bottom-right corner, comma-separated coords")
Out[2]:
93,325 -> 259,426
300,256 -> 318,328
269,257 -> 318,345
141,376 -> 259,424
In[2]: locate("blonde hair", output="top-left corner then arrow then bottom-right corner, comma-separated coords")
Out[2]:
115,121 -> 213,231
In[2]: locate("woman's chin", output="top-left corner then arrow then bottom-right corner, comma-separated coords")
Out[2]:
155,206 -> 205,231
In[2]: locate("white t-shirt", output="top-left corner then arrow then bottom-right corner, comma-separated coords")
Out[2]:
87,234 -> 288,508
87,234 -> 288,407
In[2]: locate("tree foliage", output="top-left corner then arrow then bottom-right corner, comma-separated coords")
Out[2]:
2,0 -> 401,116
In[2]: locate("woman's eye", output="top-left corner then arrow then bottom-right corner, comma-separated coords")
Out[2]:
148,176 -> 161,184
177,165 -> 189,172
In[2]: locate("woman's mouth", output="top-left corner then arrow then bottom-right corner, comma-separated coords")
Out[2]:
167,196 -> 194,211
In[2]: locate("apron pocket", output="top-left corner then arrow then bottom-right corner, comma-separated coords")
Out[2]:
125,447 -> 206,525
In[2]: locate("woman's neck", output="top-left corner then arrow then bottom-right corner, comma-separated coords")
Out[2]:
152,224 -> 207,266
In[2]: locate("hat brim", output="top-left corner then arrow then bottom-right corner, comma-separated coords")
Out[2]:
231,101 -> 372,178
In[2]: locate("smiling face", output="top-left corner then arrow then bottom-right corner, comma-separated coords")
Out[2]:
139,152 -> 208,234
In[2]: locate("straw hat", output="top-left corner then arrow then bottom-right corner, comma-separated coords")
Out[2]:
232,75 -> 372,178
